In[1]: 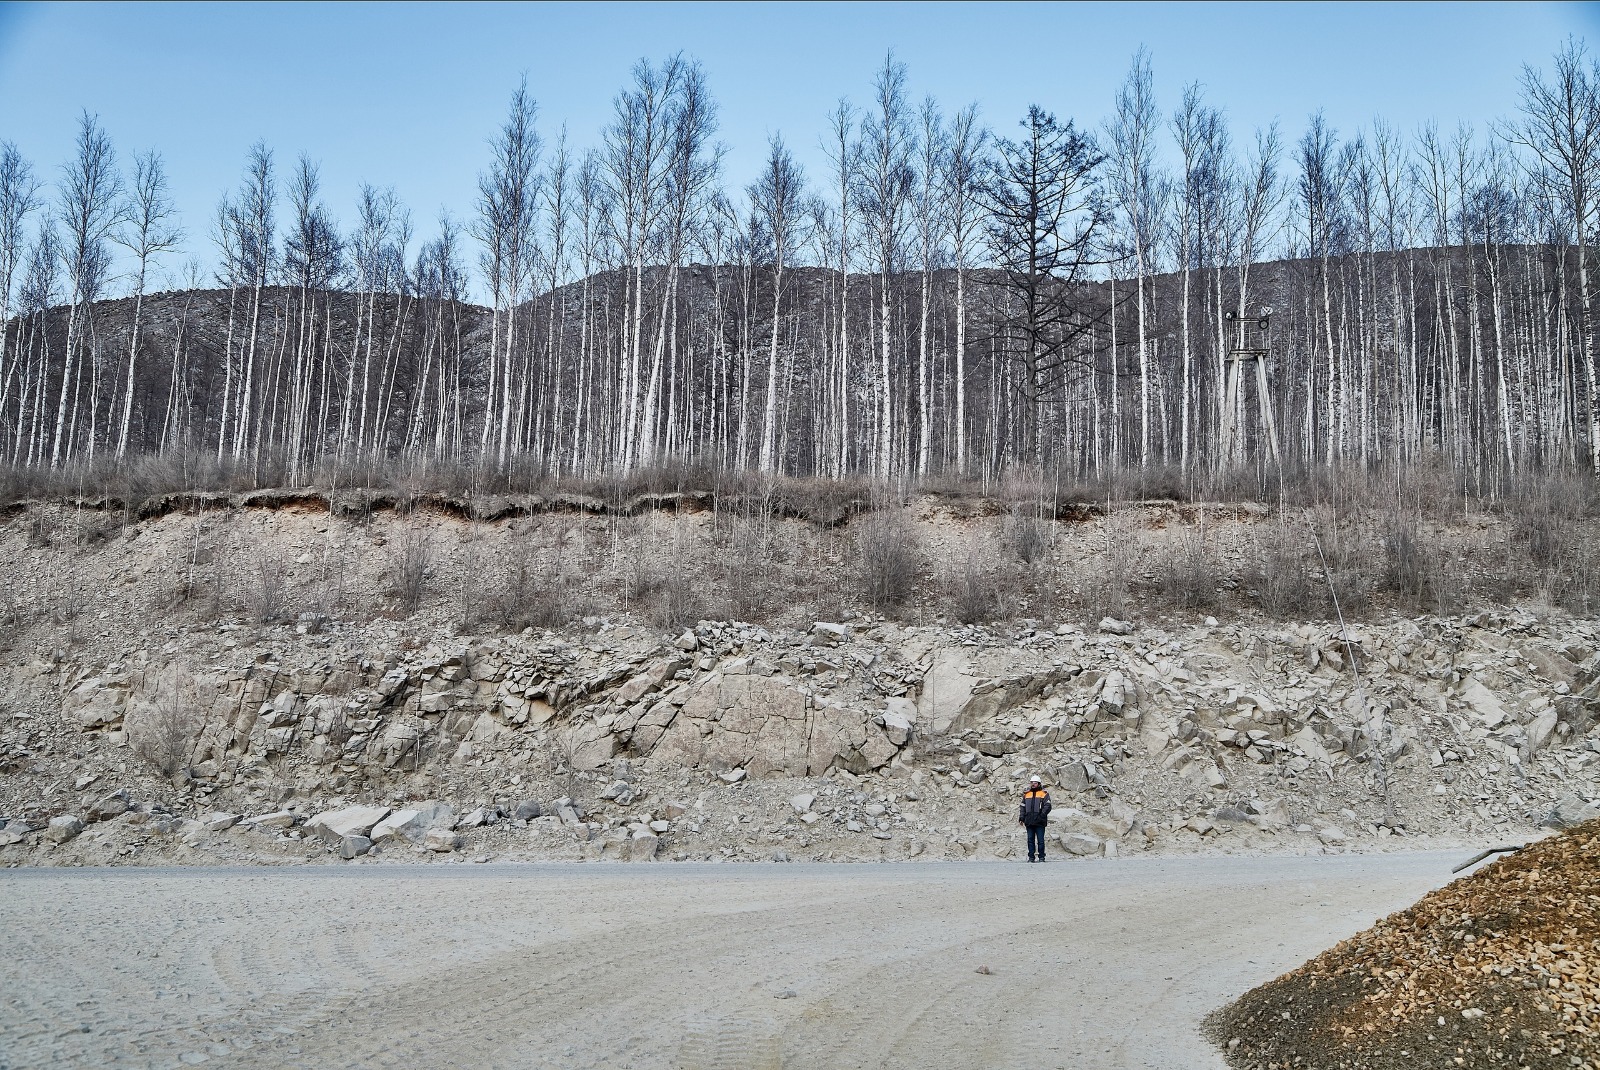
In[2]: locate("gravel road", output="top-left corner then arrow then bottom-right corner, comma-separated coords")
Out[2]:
0,852 -> 1463,1069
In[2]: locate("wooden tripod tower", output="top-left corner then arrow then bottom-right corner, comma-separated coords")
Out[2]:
1221,309 -> 1283,469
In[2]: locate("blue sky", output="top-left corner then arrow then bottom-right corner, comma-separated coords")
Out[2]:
1,1 -> 1597,290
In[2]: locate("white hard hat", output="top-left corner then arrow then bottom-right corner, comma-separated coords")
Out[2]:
1029,775 -> 1042,783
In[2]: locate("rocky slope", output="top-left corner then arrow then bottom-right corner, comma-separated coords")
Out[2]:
1,498 -> 1598,868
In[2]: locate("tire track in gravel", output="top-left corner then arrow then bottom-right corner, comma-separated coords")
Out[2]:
238,879 -> 915,1070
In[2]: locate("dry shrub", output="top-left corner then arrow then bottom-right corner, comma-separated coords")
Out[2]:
1002,505 -> 1051,565
243,550 -> 290,623
1540,533 -> 1600,616
1156,526 -> 1220,611
719,516 -> 780,623
777,476 -> 869,526
128,679 -> 205,777
1381,510 -> 1428,603
73,513 -> 120,546
1309,506 -> 1372,619
1081,508 -> 1138,620
856,509 -> 920,612
303,543 -> 353,621
25,511 -> 51,547
1250,523 -> 1316,617
46,567 -> 88,626
0,590 -> 23,647
1382,510 -> 1465,614
1514,500 -> 1565,569
162,519 -> 215,611
1473,531 -> 1522,606
948,541 -> 1001,624
635,562 -> 701,632
489,554 -> 581,632
386,530 -> 434,616
622,522 -> 706,631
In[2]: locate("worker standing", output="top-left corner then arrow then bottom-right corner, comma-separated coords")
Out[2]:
1019,775 -> 1052,862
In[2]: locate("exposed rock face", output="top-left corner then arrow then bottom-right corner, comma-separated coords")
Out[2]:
9,588 -> 1600,868
651,672 -> 897,776
917,650 -> 978,735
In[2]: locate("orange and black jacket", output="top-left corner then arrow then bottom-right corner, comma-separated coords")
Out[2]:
1020,789 -> 1052,826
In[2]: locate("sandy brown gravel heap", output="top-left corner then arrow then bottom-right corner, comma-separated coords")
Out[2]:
1210,821 -> 1600,1069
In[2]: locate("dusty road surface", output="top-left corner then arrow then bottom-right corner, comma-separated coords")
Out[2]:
0,853 -> 1462,1070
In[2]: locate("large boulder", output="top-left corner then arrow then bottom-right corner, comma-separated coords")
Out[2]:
412,801 -> 458,830
619,700 -> 681,755
1052,808 -> 1124,841
1523,707 -> 1560,759
513,799 -> 543,821
1458,678 -> 1509,728
370,802 -> 457,844
423,828 -> 463,852
45,815 -> 85,843
66,678 -> 128,729
614,656 -> 687,705
561,719 -> 619,772
305,805 -> 391,845
879,699 -> 916,746
370,809 -> 425,845
379,722 -> 425,769
809,622 -> 851,647
87,790 -> 130,822
1059,831 -> 1103,856
626,828 -> 660,861
1543,794 -> 1600,830
339,835 -> 373,859
241,810 -> 300,830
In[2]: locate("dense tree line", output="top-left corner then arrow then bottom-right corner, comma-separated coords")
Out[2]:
2,43 -> 1600,488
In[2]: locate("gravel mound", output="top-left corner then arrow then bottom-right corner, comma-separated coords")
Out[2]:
1210,822 -> 1600,1069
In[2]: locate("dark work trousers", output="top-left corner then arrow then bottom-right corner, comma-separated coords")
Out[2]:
1026,823 -> 1046,860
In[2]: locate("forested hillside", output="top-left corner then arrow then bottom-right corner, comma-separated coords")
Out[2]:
3,46 -> 1600,494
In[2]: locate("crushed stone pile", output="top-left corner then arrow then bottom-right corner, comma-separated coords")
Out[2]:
1211,821 -> 1600,1069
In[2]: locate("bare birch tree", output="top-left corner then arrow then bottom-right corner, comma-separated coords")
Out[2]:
112,150 -> 180,457
53,113 -> 122,467
749,136 -> 810,472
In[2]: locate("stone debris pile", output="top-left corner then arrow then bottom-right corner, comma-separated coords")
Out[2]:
1210,818 -> 1600,1069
